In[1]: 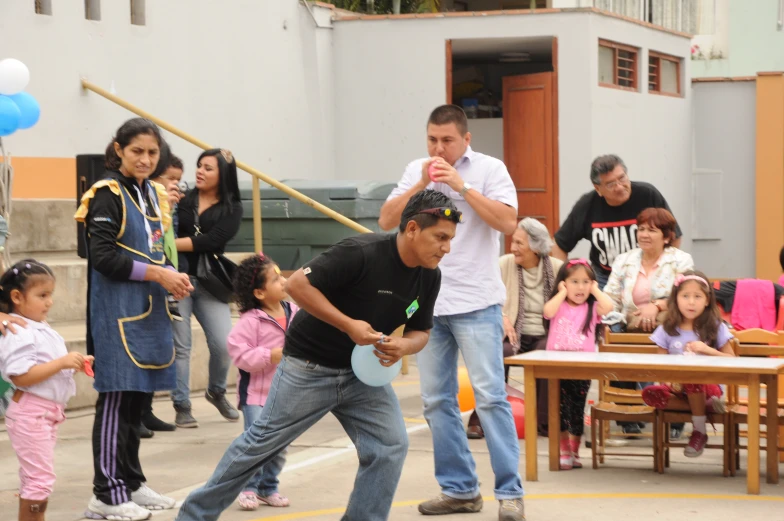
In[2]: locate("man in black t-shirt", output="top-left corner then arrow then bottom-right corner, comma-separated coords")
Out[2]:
553,154 -> 682,288
176,190 -> 458,521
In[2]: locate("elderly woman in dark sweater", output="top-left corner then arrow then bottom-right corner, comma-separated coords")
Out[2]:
170,149 -> 243,428
467,218 -> 562,439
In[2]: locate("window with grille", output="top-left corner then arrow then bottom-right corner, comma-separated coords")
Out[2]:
598,39 -> 638,92
131,0 -> 146,25
648,52 -> 681,96
85,0 -> 101,21
35,0 -> 52,15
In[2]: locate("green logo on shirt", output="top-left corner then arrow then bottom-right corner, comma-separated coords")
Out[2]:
406,300 -> 419,319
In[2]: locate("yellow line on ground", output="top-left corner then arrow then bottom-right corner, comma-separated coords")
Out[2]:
251,492 -> 784,520
402,417 -> 428,424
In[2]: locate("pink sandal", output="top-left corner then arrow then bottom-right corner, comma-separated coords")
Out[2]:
258,492 -> 290,507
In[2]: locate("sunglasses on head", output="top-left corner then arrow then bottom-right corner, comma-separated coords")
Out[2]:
417,207 -> 463,223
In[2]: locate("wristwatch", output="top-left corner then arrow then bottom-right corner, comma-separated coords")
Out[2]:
459,182 -> 472,197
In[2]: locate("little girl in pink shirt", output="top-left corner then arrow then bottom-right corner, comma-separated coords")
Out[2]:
543,259 -> 614,470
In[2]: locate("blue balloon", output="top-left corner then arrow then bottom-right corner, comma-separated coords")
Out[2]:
0,96 -> 21,137
351,343 -> 403,387
9,92 -> 40,129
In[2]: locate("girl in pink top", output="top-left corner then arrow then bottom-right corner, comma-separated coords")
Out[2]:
543,259 -> 614,470
227,253 -> 298,511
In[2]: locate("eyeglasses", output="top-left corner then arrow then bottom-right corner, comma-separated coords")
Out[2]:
417,207 -> 463,223
602,173 -> 629,190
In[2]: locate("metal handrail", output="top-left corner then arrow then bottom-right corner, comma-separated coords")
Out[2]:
80,79 -> 372,252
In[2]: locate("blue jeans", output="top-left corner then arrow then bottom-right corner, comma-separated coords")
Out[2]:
593,263 -> 610,290
241,405 -> 287,496
175,355 -> 409,521
171,278 -> 232,407
417,304 -> 523,500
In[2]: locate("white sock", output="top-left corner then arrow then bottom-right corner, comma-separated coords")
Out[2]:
692,415 -> 707,434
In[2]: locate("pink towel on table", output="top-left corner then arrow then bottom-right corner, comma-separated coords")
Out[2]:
732,279 -> 776,331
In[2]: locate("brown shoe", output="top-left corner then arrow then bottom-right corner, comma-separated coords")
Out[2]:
19,498 -> 48,521
498,498 -> 525,521
466,424 -> 484,439
418,493 -> 483,515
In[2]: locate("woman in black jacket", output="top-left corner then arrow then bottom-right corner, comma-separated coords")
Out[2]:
170,148 -> 243,427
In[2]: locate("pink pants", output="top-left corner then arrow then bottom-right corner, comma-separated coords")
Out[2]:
4,392 -> 66,500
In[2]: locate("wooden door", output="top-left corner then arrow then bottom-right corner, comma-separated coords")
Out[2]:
502,72 -> 558,252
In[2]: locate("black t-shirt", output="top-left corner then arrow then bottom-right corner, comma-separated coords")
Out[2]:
554,181 -> 682,273
284,233 -> 441,368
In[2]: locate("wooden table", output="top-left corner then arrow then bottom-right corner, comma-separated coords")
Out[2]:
506,351 -> 784,494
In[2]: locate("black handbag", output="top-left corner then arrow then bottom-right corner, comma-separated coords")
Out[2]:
193,209 -> 237,303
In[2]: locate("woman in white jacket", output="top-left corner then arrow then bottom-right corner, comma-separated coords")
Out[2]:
603,207 -> 693,333
602,207 -> 693,439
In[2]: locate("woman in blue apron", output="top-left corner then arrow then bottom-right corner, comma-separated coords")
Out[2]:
75,118 -> 192,521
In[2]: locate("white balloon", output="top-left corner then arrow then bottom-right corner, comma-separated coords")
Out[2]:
0,59 -> 30,95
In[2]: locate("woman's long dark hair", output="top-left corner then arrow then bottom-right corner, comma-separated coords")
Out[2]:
182,148 -> 241,218
104,118 -> 162,171
662,269 -> 722,347
544,260 -> 600,340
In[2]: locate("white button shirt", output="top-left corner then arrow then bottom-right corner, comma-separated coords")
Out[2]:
388,146 -> 518,316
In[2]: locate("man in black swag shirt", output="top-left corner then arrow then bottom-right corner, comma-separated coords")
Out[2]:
553,154 -> 682,289
176,190 -> 458,521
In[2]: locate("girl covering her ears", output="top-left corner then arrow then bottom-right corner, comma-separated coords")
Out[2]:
642,270 -> 735,458
542,258 -> 615,470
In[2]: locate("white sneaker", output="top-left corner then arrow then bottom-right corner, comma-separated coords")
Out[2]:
131,483 -> 176,510
85,496 -> 152,521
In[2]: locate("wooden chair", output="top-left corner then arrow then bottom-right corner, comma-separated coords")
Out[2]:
590,341 -> 661,470
726,329 -> 784,474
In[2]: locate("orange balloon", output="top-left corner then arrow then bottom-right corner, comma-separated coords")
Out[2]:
456,367 -> 476,412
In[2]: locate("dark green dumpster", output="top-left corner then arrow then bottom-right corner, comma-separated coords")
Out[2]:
226,180 -> 397,270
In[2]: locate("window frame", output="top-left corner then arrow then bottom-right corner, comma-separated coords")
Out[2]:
648,51 -> 682,97
598,39 -> 639,93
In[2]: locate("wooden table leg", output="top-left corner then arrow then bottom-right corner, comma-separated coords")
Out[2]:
747,374 -> 761,495
548,378 -> 561,472
524,366 -> 538,481
766,375 -> 779,484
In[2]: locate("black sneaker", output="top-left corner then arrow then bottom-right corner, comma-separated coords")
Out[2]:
174,404 -> 199,428
621,423 -> 642,439
142,412 -> 176,432
205,390 -> 240,422
670,425 -> 684,440
139,423 -> 155,439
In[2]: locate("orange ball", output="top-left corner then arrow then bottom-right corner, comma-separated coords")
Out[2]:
456,367 -> 476,412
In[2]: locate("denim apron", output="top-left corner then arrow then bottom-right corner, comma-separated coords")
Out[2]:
89,181 -> 176,393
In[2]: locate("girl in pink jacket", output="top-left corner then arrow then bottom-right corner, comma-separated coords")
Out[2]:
227,253 -> 297,510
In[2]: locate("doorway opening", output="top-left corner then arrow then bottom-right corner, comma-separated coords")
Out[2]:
446,36 -> 560,252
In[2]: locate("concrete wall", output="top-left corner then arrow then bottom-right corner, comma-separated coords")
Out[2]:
690,81 -> 756,278
0,0 -> 336,186
333,11 -> 596,190
588,13 -> 693,255
691,0 -> 784,78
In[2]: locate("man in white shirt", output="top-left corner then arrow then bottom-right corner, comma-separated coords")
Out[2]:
379,105 -> 525,521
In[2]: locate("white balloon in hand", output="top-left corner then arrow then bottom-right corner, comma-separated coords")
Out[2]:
351,342 -> 402,387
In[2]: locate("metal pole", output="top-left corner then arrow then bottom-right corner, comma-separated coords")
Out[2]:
252,176 -> 262,252
80,79 -> 372,235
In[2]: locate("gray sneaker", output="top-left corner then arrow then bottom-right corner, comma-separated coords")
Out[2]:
418,494 -> 483,515
205,390 -> 240,422
498,498 -> 525,521
174,404 -> 199,428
